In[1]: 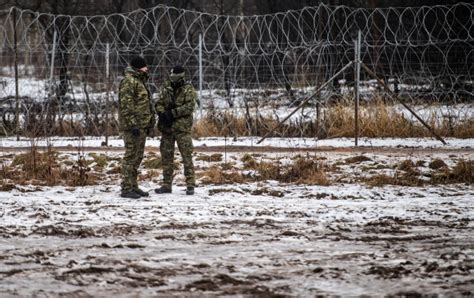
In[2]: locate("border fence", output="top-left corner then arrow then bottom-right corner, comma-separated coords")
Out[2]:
0,3 -> 472,140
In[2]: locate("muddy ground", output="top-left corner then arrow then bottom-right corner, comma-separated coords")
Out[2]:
0,147 -> 473,296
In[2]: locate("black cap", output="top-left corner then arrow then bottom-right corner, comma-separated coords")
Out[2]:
171,65 -> 185,75
130,56 -> 147,69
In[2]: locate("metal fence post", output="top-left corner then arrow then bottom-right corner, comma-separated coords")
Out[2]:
199,33 -> 203,117
12,8 -> 20,140
354,30 -> 361,146
49,31 -> 57,97
105,43 -> 110,146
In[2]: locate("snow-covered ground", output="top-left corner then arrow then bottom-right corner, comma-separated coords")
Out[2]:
0,139 -> 473,296
1,136 -> 473,149
1,182 -> 472,296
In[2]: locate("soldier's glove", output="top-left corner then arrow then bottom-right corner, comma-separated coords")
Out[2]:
159,110 -> 174,124
131,127 -> 140,137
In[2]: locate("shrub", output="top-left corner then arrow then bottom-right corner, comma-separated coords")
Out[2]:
345,155 -> 372,164
431,160 -> 473,184
143,156 -> 162,169
196,153 -> 223,162
281,158 -> 330,185
429,159 -> 447,170
199,165 -> 245,185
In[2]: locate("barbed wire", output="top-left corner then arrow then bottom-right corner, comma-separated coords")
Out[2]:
0,3 -> 472,138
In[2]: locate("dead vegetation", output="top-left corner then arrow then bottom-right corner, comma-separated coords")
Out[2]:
0,147 -> 471,189
398,160 -> 416,172
241,153 -> 257,169
208,188 -> 245,195
429,159 -> 447,170
88,153 -> 120,169
198,165 -> 245,185
1,146 -> 103,187
191,100 -> 474,138
143,156 -> 162,169
362,158 -> 473,186
10,146 -> 60,184
345,155 -> 372,164
363,159 -> 423,187
363,172 -> 424,187
431,160 -> 473,184
3,98 -> 472,139
199,156 -> 330,186
196,153 -> 223,162
279,158 -> 330,185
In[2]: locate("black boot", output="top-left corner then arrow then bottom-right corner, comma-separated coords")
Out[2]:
121,190 -> 141,199
154,185 -> 172,194
186,186 -> 194,195
135,188 -> 149,197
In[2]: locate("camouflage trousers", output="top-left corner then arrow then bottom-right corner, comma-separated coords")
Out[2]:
121,129 -> 147,192
160,131 -> 195,187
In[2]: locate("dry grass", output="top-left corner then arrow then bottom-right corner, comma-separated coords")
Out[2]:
345,155 -> 372,164
1,147 -> 101,187
198,165 -> 246,185
66,155 -> 95,186
88,153 -> 119,169
325,99 -> 426,138
0,164 -> 21,184
451,160 -> 474,184
241,153 -> 257,169
240,155 -> 330,185
6,96 -> 472,139
200,156 -> 327,186
431,160 -> 473,184
10,146 -> 60,185
398,160 -> 416,172
201,155 -> 472,187
415,160 -> 426,167
199,156 -> 330,186
192,99 -> 474,138
429,159 -> 447,170
196,153 -> 223,162
452,118 -> 474,138
1,140 -> 471,189
364,171 -> 424,187
364,174 -> 398,187
281,158 -> 330,185
0,181 -> 16,191
143,156 -> 162,169
362,158 -> 472,187
255,161 -> 282,181
193,112 -> 251,137
139,169 -> 161,181
142,154 -> 181,171
364,159 -> 424,186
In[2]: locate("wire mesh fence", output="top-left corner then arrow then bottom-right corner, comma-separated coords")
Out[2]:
0,3 -> 472,140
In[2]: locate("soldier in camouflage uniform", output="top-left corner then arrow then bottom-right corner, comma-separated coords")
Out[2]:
154,65 -> 196,195
118,56 -> 155,199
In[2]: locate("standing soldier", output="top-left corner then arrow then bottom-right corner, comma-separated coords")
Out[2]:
118,56 -> 155,199
154,65 -> 196,195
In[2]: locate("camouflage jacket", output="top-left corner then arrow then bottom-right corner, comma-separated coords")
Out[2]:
118,66 -> 154,131
155,80 -> 197,133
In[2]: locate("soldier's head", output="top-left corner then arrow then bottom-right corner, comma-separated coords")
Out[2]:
170,65 -> 185,89
130,56 -> 148,73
